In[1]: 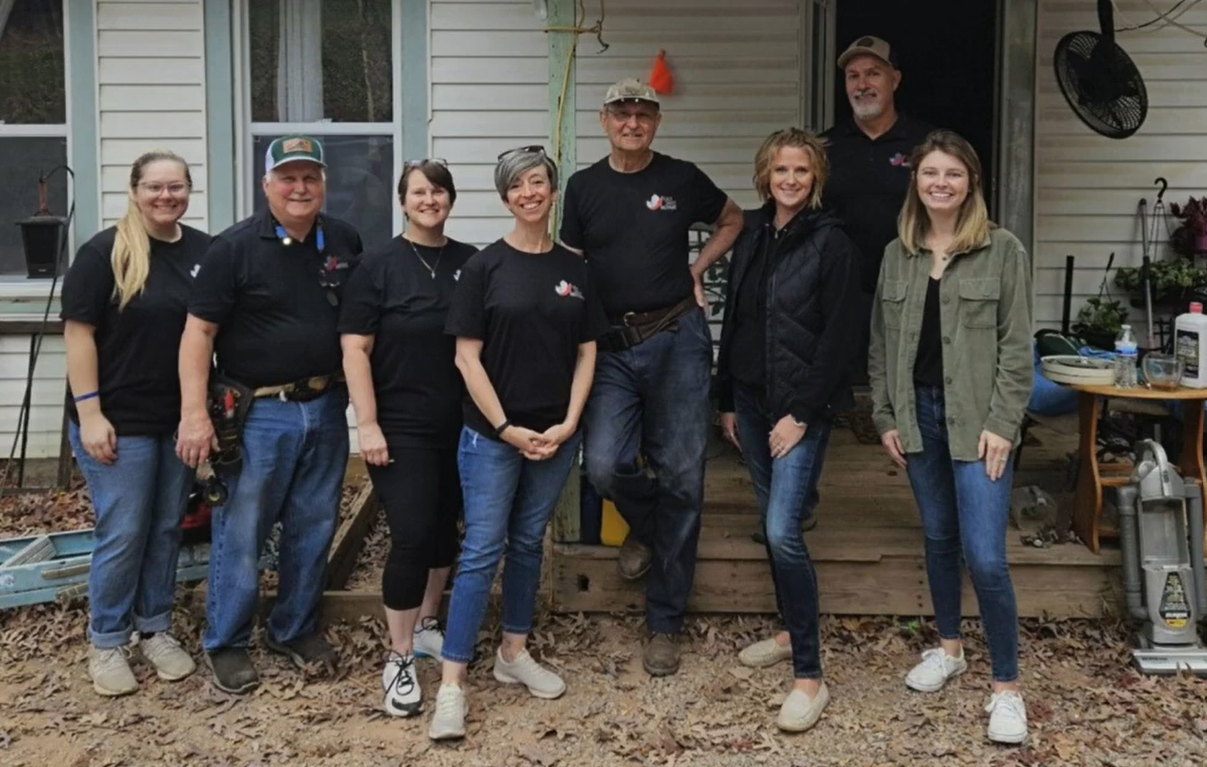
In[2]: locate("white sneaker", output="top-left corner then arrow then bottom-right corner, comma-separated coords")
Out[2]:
413,617 -> 445,660
493,648 -> 566,699
776,682 -> 830,733
382,652 -> 422,717
137,633 -> 196,682
985,691 -> 1028,744
905,647 -> 968,692
738,636 -> 793,668
428,684 -> 467,741
89,646 -> 139,697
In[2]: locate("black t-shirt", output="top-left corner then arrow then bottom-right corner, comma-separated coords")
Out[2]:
338,237 -> 477,450
559,152 -> 729,316
444,240 -> 609,439
188,210 -> 363,389
914,277 -> 945,387
821,114 -> 934,294
60,225 -> 211,435
728,229 -> 774,391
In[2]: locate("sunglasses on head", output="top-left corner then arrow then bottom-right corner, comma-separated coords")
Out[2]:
497,145 -> 547,162
404,158 -> 448,169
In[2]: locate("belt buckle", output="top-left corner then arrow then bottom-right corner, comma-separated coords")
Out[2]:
621,311 -> 637,328
308,376 -> 328,392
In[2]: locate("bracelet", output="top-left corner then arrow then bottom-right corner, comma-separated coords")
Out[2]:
73,391 -> 99,403
494,419 -> 512,437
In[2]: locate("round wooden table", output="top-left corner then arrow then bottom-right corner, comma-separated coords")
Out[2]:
1070,383 -> 1207,553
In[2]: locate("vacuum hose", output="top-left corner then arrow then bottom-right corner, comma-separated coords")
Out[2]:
1117,485 -> 1148,621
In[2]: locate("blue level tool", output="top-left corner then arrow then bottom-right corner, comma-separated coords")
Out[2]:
0,528 -> 258,610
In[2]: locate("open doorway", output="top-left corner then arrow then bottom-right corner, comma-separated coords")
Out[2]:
833,0 -> 999,211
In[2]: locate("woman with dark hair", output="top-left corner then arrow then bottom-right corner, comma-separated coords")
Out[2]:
869,129 -> 1033,744
340,160 -> 477,718
714,128 -> 862,732
428,146 -> 607,741
61,150 -> 210,696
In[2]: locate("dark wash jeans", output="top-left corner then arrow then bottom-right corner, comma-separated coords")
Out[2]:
583,307 -> 712,634
733,384 -> 828,679
906,385 -> 1019,683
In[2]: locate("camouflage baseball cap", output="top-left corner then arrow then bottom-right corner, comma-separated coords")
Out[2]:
264,135 -> 326,172
603,78 -> 660,106
837,35 -> 898,70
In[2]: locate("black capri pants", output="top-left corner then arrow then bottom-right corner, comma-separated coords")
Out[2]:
366,446 -> 461,611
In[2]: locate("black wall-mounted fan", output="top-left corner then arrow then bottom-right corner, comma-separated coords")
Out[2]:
1054,0 -> 1148,139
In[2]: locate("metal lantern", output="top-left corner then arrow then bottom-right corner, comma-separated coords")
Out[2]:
17,215 -> 67,279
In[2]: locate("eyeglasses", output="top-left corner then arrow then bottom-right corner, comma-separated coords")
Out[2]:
606,107 -> 658,124
137,182 -> 190,196
404,158 -> 448,168
497,145 -> 547,161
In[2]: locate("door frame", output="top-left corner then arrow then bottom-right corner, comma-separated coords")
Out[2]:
995,0 -> 1037,258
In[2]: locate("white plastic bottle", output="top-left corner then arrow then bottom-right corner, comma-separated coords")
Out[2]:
1114,325 -> 1138,388
1176,302 -> 1207,388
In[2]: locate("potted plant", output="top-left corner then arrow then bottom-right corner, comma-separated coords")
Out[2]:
1073,296 -> 1128,350
1113,259 -> 1207,306
1170,196 -> 1207,257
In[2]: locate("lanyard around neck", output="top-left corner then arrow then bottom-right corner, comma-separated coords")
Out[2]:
275,224 -> 324,253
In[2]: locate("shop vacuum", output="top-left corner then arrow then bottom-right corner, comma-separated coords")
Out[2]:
1116,440 -> 1207,675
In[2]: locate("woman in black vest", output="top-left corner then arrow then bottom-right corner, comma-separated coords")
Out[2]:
714,128 -> 862,733
340,160 -> 477,719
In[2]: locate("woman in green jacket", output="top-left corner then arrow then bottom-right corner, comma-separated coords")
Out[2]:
868,130 -> 1033,746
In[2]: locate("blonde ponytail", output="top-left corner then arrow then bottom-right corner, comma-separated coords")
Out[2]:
111,150 -> 192,310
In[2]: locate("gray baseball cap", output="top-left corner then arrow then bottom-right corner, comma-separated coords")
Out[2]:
837,35 -> 898,70
603,78 -> 660,106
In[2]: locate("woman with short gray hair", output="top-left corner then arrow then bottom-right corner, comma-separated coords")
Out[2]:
429,146 -> 607,741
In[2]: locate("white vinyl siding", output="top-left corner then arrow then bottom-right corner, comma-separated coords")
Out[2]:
1033,0 -> 1207,341
97,0 -> 208,230
429,0 -> 548,247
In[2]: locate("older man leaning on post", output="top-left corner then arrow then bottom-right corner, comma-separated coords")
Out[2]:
560,79 -> 743,677
176,136 -> 363,694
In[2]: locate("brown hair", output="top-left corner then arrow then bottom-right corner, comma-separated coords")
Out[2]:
398,162 -> 457,206
897,130 -> 991,255
752,128 -> 829,209
113,150 -> 192,310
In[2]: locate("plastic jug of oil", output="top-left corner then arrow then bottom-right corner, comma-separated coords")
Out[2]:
1176,302 -> 1207,388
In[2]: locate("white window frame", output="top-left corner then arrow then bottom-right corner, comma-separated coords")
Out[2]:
0,0 -> 73,291
231,0 -> 405,236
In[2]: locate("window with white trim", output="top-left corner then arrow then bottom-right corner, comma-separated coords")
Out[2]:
236,0 -> 400,249
0,0 -> 67,275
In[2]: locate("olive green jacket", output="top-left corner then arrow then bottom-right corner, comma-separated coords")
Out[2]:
868,227 -> 1033,461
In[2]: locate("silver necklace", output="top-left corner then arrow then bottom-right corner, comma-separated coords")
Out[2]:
408,238 -> 444,278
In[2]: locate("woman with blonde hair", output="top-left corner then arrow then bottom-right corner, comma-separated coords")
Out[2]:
715,127 -> 863,733
61,150 -> 210,697
868,129 -> 1032,744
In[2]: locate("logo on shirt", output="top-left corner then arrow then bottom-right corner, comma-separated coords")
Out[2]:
889,153 -> 911,168
323,255 -> 350,273
453,269 -> 461,281
190,264 -> 200,278
554,280 -> 584,300
646,194 -> 678,211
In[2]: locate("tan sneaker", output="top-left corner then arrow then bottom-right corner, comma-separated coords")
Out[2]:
89,646 -> 139,697
428,684 -> 467,741
137,633 -> 196,681
493,648 -> 566,699
738,636 -> 793,668
776,682 -> 829,733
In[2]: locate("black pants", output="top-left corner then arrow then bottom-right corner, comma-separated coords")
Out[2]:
367,447 -> 461,611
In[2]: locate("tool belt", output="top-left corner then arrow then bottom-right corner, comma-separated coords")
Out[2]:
252,373 -> 344,402
598,296 -> 697,353
207,376 -> 254,475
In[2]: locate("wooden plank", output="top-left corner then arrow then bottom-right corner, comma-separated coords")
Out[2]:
326,482 -> 378,590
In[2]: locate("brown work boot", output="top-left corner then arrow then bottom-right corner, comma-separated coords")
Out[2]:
617,534 -> 653,580
643,633 -> 681,676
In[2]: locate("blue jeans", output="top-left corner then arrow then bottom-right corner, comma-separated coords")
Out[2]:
583,307 -> 712,634
733,384 -> 829,679
68,424 -> 194,649
202,389 -> 350,653
906,385 -> 1019,683
441,427 -> 581,663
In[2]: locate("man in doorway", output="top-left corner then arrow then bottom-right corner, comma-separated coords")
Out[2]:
822,35 -> 934,385
560,79 -> 743,676
176,136 -> 363,694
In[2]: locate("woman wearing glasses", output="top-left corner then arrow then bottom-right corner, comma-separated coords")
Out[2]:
61,150 -> 210,696
428,146 -> 607,741
340,159 -> 477,718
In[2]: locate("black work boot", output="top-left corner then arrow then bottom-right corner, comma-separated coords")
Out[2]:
205,648 -> 260,694
264,631 -> 336,671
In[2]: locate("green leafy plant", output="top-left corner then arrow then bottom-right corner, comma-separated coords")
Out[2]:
1114,259 -> 1207,299
1074,296 -> 1128,338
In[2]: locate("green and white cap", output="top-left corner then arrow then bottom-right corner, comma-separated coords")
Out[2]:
264,135 -> 326,172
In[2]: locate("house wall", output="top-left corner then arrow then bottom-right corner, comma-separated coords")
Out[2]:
1034,0 -> 1207,341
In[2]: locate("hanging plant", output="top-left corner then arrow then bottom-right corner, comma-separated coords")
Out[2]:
1169,196 -> 1207,257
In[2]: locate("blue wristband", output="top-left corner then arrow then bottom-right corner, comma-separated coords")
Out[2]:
73,391 -> 99,403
